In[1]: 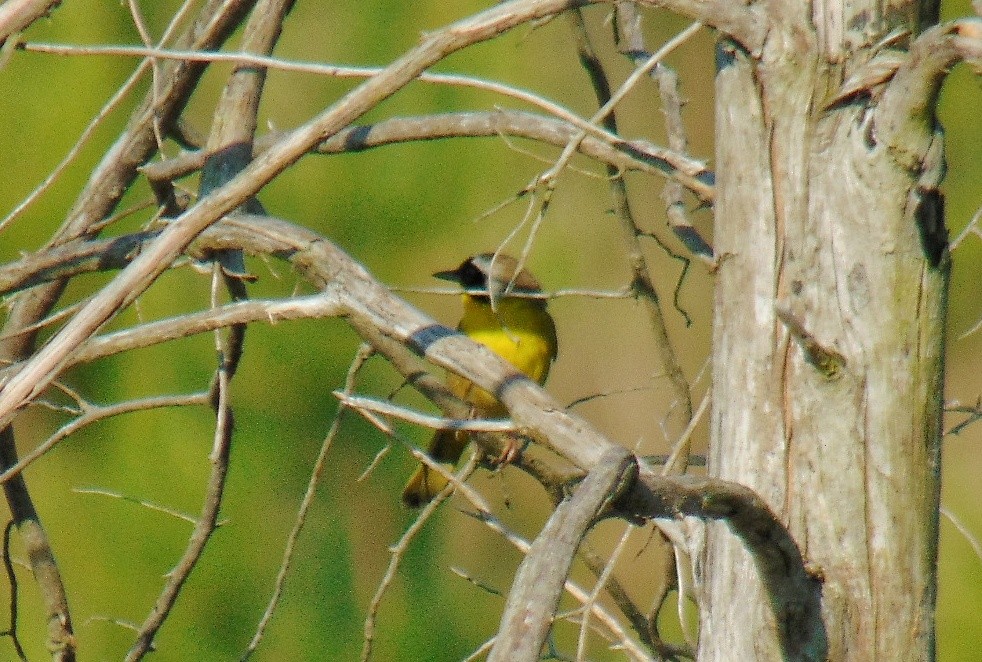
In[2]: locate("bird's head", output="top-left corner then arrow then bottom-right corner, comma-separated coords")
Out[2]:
434,253 -> 543,302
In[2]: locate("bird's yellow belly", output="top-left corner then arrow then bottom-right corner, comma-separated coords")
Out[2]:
449,327 -> 553,414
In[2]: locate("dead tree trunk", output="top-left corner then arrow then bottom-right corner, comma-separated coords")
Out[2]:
703,1 -> 952,660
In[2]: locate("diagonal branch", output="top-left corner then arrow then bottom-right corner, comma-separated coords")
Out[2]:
0,0 -> 648,430
489,447 -> 637,662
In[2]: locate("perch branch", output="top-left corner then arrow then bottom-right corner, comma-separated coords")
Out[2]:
0,0 -> 640,429
203,215 -> 824,658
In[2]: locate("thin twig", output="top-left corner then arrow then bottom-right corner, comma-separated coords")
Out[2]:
124,292 -> 237,660
243,343 -> 373,660
0,393 -> 209,485
335,392 -> 518,434
71,488 -> 205,526
2,295 -> 342,382
452,489 -> 655,661
576,523 -> 634,661
652,61 -> 714,264
951,204 -> 981,251
361,452 -> 481,662
941,506 -> 982,565
0,520 -> 27,661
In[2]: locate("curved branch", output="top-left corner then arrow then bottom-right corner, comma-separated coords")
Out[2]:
141,111 -> 714,202
490,447 -> 637,662
875,18 -> 982,171
625,469 -> 827,661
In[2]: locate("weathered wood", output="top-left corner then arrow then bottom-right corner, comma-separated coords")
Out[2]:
704,2 -> 948,660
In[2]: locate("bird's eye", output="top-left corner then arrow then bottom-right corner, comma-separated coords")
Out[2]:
459,260 -> 487,289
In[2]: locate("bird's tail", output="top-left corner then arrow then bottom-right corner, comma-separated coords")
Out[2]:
401,429 -> 468,507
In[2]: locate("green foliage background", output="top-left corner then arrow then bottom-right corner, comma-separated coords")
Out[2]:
0,1 -> 979,660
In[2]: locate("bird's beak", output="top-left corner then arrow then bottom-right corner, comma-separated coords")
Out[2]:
432,268 -> 461,283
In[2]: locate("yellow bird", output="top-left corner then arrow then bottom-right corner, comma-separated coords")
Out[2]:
402,253 -> 558,507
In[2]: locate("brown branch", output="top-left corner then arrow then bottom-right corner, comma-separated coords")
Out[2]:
0,231 -> 158,298
0,296 -> 341,389
197,0 -> 295,384
588,12 -> 702,652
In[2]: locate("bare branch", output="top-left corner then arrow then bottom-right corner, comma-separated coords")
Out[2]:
0,0 -> 61,46
336,392 -> 518,434
490,448 -> 636,661
0,295 -> 341,388
244,344 -> 372,660
140,111 -> 713,202
568,12 -> 695,456
0,429 -> 75,660
626,470 -> 828,661
0,7 -> 256,655
72,488 -> 203,526
0,0 -> 640,429
875,18 -> 982,172
0,520 -> 27,660
125,330 -> 236,660
0,393 -> 210,485
654,61 -> 714,263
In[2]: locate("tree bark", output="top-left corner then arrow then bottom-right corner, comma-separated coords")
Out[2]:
703,2 -> 947,660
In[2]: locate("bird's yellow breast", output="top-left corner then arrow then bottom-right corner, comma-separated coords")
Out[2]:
450,294 -> 557,414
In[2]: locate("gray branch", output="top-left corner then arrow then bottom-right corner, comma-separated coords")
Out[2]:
489,447 -> 637,662
2,209 -> 825,659
141,110 -> 714,203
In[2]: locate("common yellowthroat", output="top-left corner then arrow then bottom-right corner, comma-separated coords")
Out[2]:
402,253 -> 558,507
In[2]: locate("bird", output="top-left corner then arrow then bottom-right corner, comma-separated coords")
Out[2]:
401,253 -> 558,507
